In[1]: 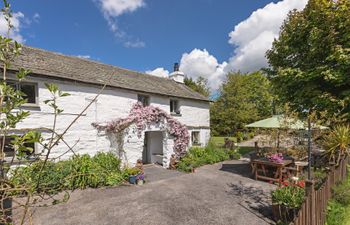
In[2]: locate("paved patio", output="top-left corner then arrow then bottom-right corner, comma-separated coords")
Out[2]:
18,160 -> 276,225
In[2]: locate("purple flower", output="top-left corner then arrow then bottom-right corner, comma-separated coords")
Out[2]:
268,153 -> 284,163
136,173 -> 145,180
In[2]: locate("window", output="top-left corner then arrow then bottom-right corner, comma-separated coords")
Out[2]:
7,80 -> 37,104
191,131 -> 200,145
170,99 -> 180,115
137,94 -> 150,107
0,136 -> 15,158
0,136 -> 36,159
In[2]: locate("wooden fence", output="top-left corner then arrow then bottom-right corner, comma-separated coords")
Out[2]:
292,156 -> 349,225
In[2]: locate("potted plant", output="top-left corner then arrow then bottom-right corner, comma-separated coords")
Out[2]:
267,153 -> 284,163
271,180 -> 305,223
136,173 -> 145,185
126,167 -> 141,184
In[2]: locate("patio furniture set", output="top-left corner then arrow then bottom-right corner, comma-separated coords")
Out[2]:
249,145 -> 309,185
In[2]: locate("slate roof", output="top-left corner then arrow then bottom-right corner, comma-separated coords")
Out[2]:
10,46 -> 209,102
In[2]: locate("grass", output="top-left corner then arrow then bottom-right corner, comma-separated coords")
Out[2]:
210,136 -> 238,146
210,136 -> 255,156
326,169 -> 350,225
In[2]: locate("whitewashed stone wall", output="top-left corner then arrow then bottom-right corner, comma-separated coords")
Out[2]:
15,75 -> 210,167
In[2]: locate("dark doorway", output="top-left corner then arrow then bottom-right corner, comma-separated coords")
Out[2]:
143,132 -> 149,164
142,131 -> 164,165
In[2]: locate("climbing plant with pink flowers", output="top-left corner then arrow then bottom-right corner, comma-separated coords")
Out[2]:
92,102 -> 190,157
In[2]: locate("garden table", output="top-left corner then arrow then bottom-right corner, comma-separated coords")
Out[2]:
251,158 -> 293,185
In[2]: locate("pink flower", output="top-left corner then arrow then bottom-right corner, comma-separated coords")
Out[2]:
92,102 -> 190,158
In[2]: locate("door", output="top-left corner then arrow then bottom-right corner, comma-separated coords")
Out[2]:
142,132 -> 149,164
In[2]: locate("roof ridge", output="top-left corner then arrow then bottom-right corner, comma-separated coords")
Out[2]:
13,45 -> 209,101
21,45 -> 174,83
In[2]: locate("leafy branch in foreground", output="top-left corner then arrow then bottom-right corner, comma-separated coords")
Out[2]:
0,1 -> 107,224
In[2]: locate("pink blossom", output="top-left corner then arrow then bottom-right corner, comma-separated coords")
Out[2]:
92,102 -> 190,158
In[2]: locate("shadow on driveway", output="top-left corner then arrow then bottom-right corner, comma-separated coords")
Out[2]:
227,181 -> 275,224
220,161 -> 275,224
220,161 -> 253,179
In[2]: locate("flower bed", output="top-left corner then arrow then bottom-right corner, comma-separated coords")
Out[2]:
271,179 -> 306,223
10,152 -> 133,195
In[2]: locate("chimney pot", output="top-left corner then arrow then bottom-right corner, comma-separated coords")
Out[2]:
169,62 -> 185,83
174,63 -> 179,72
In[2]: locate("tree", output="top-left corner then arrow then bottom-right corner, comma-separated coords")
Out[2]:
184,76 -> 210,97
266,0 -> 350,120
210,71 -> 273,136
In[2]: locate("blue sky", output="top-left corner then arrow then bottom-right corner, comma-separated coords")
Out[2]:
4,0 -> 307,90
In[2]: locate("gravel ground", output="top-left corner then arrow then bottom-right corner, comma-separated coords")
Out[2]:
15,160 -> 276,225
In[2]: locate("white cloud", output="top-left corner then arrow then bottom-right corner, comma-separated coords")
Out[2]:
147,49 -> 227,91
76,55 -> 91,59
0,11 -> 25,42
33,13 -> 40,23
146,67 -> 169,78
96,0 -> 145,47
180,49 -> 227,91
124,40 -> 145,48
99,0 -> 145,17
226,0 -> 308,72
147,0 -> 308,91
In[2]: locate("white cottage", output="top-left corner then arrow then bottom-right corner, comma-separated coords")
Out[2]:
4,46 -> 210,168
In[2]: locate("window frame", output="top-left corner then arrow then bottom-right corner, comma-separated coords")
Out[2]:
137,94 -> 150,107
0,135 -> 38,161
6,79 -> 39,107
170,99 -> 181,115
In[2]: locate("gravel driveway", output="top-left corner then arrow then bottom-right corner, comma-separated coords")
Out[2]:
17,160 -> 276,225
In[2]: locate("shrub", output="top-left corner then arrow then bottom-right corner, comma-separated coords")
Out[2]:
326,168 -> 350,224
326,200 -> 346,225
313,168 -> 327,190
332,177 -> 350,206
177,141 -> 240,172
10,152 -> 126,195
323,125 -> 350,164
93,152 -> 121,173
272,185 -> 305,209
248,132 -> 255,139
236,132 -> 244,143
227,149 -> 240,160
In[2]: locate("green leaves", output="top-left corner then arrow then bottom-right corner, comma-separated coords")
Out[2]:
184,76 -> 210,97
211,71 -> 273,136
266,0 -> 350,121
9,152 -> 124,195
323,125 -> 350,164
44,83 -> 70,114
16,68 -> 31,81
271,185 -> 305,209
11,131 -> 42,158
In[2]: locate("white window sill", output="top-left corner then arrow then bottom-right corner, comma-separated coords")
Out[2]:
20,104 -> 41,110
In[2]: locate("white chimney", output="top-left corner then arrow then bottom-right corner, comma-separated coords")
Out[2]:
169,63 -> 184,83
